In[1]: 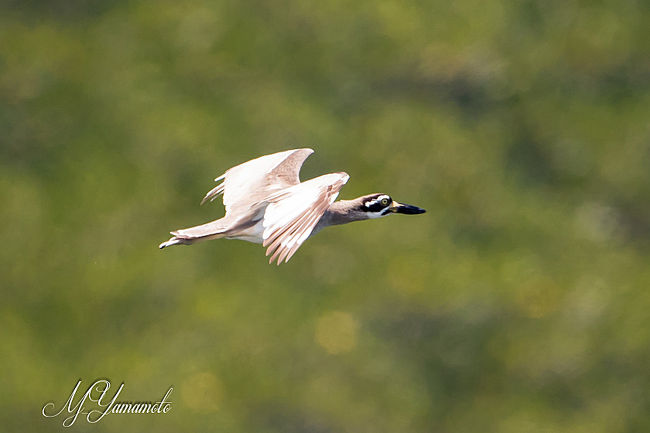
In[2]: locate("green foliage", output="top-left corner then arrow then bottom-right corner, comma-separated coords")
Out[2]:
1,0 -> 649,431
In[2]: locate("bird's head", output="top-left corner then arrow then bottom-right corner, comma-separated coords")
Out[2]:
356,193 -> 426,219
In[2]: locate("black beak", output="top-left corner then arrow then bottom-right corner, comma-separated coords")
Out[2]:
390,201 -> 426,215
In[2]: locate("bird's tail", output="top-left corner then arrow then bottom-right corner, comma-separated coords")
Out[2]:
158,237 -> 186,249
158,219 -> 230,249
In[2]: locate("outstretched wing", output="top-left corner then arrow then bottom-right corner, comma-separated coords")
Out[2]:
201,148 -> 314,215
262,172 -> 349,265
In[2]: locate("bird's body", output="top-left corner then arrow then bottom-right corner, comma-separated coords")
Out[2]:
159,148 -> 425,264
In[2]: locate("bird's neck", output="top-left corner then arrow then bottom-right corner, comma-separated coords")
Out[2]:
314,200 -> 365,234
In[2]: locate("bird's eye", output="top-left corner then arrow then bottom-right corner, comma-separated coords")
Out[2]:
381,198 -> 390,206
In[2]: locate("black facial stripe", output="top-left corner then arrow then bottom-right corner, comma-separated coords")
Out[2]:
368,202 -> 384,212
365,201 -> 386,213
380,207 -> 391,215
364,195 -> 391,212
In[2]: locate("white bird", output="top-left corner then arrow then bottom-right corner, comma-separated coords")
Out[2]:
159,148 -> 425,265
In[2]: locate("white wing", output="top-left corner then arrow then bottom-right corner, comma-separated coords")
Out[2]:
262,172 -> 349,265
201,148 -> 314,216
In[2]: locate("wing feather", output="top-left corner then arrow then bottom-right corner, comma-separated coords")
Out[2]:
201,149 -> 314,213
262,172 -> 349,265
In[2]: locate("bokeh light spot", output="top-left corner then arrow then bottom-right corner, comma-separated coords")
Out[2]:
315,311 -> 359,354
181,371 -> 222,413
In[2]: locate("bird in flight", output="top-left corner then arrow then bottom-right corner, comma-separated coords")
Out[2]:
159,149 -> 425,265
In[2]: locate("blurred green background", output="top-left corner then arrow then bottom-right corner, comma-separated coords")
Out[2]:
2,0 -> 649,432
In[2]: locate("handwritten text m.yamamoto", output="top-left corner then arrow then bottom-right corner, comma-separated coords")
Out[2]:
42,379 -> 172,427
